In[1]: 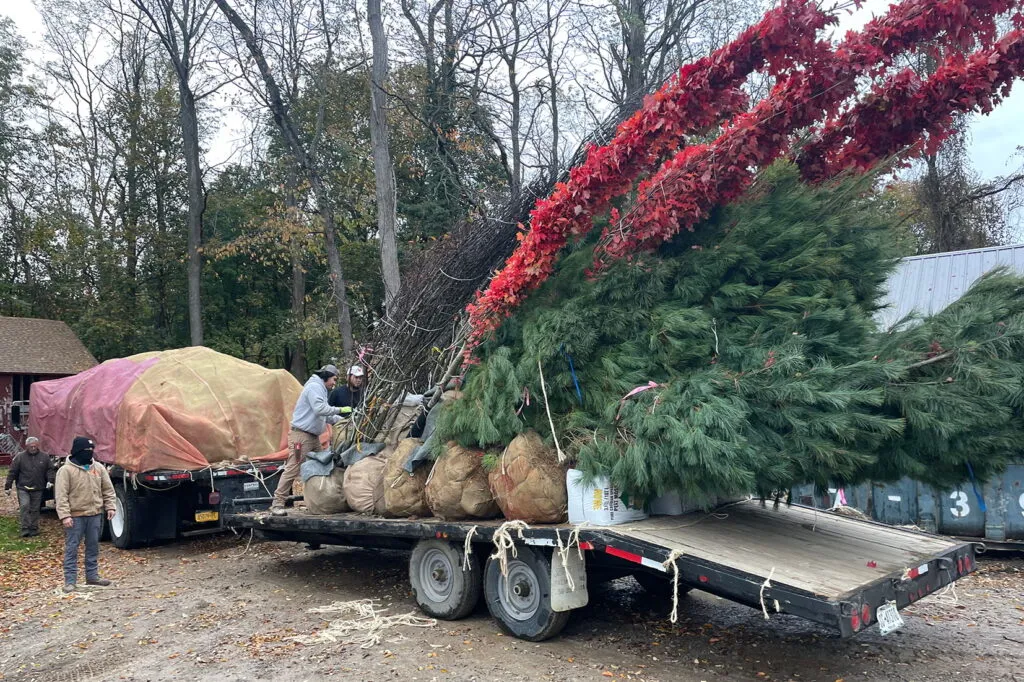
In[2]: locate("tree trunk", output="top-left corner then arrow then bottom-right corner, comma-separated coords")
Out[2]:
368,0 -> 401,312
286,169 -> 306,379
178,83 -> 204,346
322,208 -> 354,357
214,0 -> 354,353
545,5 -> 560,184
623,0 -> 647,103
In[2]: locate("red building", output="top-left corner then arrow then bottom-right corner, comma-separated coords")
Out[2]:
0,317 -> 97,464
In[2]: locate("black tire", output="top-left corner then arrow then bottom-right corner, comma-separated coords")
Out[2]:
634,570 -> 691,602
483,546 -> 570,642
409,539 -> 482,620
110,484 -> 140,549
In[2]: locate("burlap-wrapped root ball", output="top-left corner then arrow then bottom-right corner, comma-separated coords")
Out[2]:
343,453 -> 388,515
487,430 -> 568,523
382,438 -> 431,518
304,467 -> 350,515
425,442 -> 500,520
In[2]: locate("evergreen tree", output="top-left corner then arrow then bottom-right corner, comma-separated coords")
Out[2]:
437,163 -> 1024,502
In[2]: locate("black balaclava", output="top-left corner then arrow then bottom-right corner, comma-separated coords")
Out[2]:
70,436 -> 95,467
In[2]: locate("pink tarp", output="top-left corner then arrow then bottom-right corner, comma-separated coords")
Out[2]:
28,347 -> 313,472
29,357 -> 158,464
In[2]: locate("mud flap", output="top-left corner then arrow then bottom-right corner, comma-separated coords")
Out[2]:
551,547 -> 588,612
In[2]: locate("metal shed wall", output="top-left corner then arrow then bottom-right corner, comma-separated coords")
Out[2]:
796,244 -> 1024,544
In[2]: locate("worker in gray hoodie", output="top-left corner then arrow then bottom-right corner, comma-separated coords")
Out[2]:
271,365 -> 352,515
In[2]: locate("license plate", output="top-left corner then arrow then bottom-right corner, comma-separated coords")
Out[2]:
194,510 -> 219,523
243,481 -> 260,492
876,601 -> 904,635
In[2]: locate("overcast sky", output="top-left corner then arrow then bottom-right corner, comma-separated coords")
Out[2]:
4,1 -> 1022,180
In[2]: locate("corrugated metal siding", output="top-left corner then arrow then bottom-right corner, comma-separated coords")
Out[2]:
876,243 -> 1024,329
792,245 -> 1024,544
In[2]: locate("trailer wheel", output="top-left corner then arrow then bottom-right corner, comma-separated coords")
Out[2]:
409,540 -> 482,620
110,484 -> 140,549
634,571 -> 691,602
484,546 -> 570,642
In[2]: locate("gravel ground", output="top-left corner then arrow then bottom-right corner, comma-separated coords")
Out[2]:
0,495 -> 1021,682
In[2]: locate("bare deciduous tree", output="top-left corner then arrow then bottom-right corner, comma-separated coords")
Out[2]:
213,0 -> 357,357
368,0 -> 401,311
125,0 -> 216,346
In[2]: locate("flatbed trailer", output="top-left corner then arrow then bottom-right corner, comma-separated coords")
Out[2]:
227,499 -> 978,642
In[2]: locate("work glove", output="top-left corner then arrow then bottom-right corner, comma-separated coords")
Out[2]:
337,406 -> 353,416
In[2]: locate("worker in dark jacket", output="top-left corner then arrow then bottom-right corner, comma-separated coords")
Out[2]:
4,437 -> 56,537
328,365 -> 366,410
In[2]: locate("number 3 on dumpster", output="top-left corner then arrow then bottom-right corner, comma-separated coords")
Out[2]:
949,491 -> 970,518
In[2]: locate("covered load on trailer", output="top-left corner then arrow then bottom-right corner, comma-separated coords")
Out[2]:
28,346 -> 316,548
29,346 -> 300,471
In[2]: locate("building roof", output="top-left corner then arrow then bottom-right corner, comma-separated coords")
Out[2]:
0,316 -> 98,375
876,243 -> 1024,329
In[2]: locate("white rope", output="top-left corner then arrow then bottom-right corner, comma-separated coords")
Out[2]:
759,567 -> 777,620
553,522 -> 591,593
662,548 -> 684,623
553,529 -> 575,592
929,582 -> 960,606
462,526 -> 478,570
290,599 -> 436,649
537,359 -> 566,464
490,520 -> 530,577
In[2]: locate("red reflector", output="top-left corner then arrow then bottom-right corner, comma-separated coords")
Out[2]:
169,473 -> 191,480
908,567 -> 920,579
851,613 -> 861,631
957,557 -> 964,574
209,491 -> 222,505
699,575 -> 709,583
861,604 -> 871,625
578,541 -> 594,551
605,546 -> 643,564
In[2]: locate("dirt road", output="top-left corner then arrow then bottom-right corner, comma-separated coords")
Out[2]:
1,496 -> 1022,682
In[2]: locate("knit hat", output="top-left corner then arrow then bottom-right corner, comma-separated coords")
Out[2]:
71,436 -> 95,456
349,365 -> 365,377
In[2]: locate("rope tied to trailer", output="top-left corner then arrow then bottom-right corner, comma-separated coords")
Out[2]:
759,567 -> 781,620
490,520 -> 530,577
462,525 -> 478,570
553,522 -> 591,592
662,548 -> 685,624
491,520 -> 531,604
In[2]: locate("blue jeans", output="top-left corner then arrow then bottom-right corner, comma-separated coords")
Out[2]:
63,515 -> 103,584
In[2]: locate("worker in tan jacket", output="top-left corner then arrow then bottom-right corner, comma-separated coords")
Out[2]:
54,437 -> 116,592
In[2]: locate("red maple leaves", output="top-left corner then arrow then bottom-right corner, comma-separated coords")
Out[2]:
465,0 -> 1024,361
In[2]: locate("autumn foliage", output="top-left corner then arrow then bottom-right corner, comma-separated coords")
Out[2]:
465,0 -> 1024,358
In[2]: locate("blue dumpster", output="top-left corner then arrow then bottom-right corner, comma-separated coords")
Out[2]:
792,464 -> 1024,544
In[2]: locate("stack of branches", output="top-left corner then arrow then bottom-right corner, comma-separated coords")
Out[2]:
355,92 -> 650,441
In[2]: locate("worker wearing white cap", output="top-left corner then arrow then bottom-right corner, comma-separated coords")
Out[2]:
329,365 -> 366,411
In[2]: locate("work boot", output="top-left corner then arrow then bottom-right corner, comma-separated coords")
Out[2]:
62,584 -> 76,593
86,578 -> 112,587
270,506 -> 288,517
